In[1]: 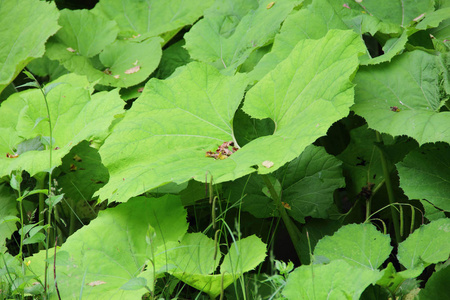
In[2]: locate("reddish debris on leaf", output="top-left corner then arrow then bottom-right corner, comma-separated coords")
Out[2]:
390,106 -> 400,112
137,87 -> 144,93
206,141 -> 238,160
343,3 -> 350,9
6,153 -> 19,158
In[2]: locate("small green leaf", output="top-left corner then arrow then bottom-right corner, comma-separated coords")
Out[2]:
43,82 -> 66,96
397,218 -> 450,271
45,194 -> 64,208
10,172 -> 22,192
23,232 -> 46,245
314,223 -> 392,270
16,81 -> 40,89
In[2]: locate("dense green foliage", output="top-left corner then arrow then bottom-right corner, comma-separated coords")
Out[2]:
1,0 -> 450,299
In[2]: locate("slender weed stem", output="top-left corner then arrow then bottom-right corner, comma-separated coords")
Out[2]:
376,131 -> 402,243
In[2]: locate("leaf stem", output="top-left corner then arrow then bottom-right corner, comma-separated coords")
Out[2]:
261,175 -> 303,263
375,131 -> 402,243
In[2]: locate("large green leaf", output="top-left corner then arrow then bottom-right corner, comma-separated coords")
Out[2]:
185,0 -> 300,73
28,195 -> 188,299
0,74 -> 123,177
97,30 -> 364,203
314,223 -> 392,270
282,260 -> 382,299
92,0 -> 214,39
352,50 -> 450,145
46,9 -> 163,88
0,0 -> 60,93
397,143 -> 450,211
397,218 -> 450,271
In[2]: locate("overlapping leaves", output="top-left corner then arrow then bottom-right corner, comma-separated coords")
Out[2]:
185,0 -> 301,74
225,145 -> 345,223
0,74 -> 123,177
28,195 -> 188,299
97,29 -> 365,203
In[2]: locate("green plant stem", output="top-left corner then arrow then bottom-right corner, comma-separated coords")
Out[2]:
376,131 -> 402,243
17,193 -> 24,264
35,174 -> 46,250
261,175 -> 303,263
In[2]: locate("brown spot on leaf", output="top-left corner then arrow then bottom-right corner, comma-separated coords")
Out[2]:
267,2 -> 275,9
87,280 -> 106,287
125,65 -> 140,74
